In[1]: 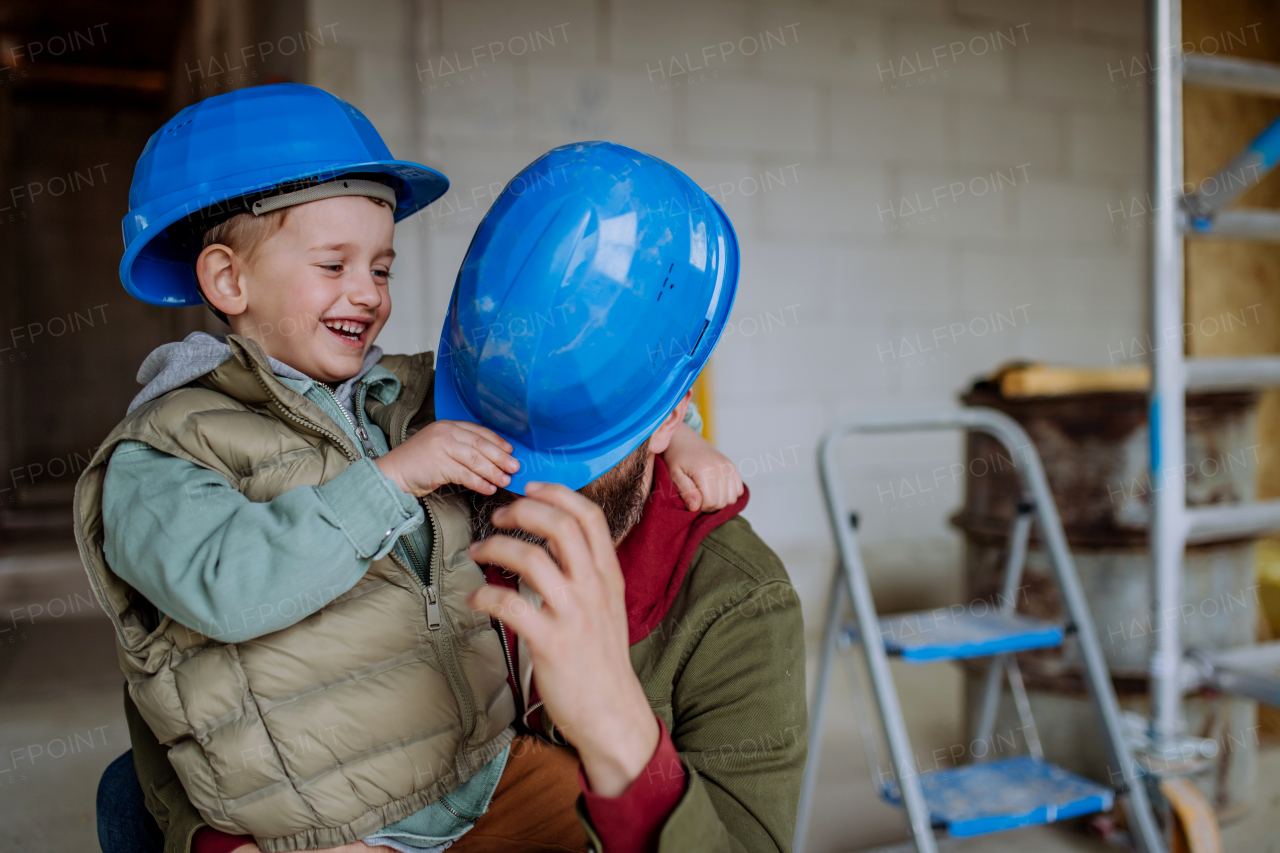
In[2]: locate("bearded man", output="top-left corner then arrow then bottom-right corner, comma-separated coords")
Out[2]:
445,142 -> 807,852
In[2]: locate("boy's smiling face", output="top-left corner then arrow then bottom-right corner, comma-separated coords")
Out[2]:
198,194 -> 396,383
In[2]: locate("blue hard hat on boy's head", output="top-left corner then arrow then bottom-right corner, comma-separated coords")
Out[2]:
435,141 -> 739,493
121,83 -> 449,307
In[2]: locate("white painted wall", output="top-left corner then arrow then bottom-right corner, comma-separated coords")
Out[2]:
306,0 -> 1148,633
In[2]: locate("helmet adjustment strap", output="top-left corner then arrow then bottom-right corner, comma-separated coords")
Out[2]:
251,178 -> 397,215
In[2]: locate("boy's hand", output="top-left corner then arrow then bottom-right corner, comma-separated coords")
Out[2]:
376,420 -> 519,497
662,422 -> 743,512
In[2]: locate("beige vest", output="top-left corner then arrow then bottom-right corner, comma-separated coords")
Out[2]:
73,336 -> 515,852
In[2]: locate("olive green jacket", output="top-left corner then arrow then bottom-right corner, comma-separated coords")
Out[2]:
130,511 -> 808,852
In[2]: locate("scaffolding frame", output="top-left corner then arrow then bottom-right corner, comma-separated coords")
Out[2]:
1148,0 -> 1280,755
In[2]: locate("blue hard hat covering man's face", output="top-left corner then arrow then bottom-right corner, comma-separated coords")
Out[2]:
434,141 -> 740,494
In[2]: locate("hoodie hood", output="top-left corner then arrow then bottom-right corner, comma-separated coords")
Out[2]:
128,331 -> 383,415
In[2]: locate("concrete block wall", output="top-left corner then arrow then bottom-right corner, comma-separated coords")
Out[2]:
306,0 -> 1149,630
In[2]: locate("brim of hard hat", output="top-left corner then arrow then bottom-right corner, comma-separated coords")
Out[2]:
433,338 -> 703,496
120,159 -> 448,307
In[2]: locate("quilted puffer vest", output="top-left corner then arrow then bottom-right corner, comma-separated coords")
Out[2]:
74,336 -> 515,851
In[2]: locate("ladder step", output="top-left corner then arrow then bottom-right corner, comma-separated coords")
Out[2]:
1185,355 -> 1280,391
1184,499 -> 1280,543
1184,208 -> 1280,241
882,756 -> 1114,837
843,610 -> 1064,663
1183,53 -> 1280,98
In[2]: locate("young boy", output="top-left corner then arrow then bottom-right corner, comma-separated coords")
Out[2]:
77,84 -> 741,853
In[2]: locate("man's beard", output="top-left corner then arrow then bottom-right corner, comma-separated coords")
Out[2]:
469,438 -> 651,547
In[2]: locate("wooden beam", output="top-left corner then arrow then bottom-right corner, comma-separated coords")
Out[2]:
14,64 -> 167,93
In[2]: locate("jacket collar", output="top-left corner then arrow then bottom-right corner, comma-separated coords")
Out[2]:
198,335 -> 434,454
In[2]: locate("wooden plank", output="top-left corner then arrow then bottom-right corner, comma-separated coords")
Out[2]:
996,365 -> 1149,398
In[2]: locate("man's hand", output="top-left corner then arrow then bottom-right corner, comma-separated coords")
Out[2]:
376,419 -> 519,497
466,482 -> 660,797
662,422 -> 743,512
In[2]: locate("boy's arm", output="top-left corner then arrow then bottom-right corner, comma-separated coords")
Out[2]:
661,403 -> 743,512
681,400 -> 704,435
103,440 -> 423,642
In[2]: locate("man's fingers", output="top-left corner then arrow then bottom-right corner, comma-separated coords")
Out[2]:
670,466 -> 702,512
524,482 -> 618,569
489,497 -> 597,581
468,535 -> 566,606
468,585 -> 549,638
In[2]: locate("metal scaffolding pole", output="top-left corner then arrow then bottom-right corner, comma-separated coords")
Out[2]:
1149,0 -> 1187,747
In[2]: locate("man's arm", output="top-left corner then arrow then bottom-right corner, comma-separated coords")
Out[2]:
570,579 -> 806,853
103,440 -> 423,641
657,580 -> 807,851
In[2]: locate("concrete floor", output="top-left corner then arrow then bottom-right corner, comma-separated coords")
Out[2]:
2,545 -> 1278,852
0,546 -> 129,850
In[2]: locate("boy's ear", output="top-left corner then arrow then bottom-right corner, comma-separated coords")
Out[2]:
647,392 -> 691,455
196,244 -> 247,319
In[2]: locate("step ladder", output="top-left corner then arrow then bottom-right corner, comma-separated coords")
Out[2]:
794,407 -> 1165,853
1148,0 -> 1280,759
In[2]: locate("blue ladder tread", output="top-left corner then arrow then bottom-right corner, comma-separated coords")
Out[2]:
882,756 -> 1114,837
843,609 -> 1065,662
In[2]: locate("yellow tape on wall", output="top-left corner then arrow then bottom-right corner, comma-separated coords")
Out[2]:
692,359 -> 715,444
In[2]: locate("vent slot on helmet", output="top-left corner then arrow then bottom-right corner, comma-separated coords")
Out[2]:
656,262 -> 675,302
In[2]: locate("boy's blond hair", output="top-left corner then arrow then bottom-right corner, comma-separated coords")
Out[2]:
201,208 -> 290,265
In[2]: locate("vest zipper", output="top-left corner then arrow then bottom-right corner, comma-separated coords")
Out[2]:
396,519 -> 435,626
419,501 -> 444,631
252,375 -> 359,462
422,584 -> 441,630
318,382 -> 378,460
421,498 -> 483,771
